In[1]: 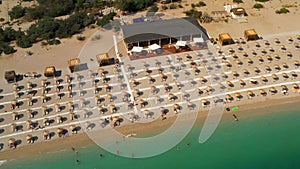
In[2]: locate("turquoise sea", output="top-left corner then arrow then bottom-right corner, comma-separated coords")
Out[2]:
2,103 -> 300,169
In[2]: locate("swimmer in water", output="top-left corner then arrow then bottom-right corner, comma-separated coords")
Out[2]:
76,159 -> 80,164
99,154 -> 103,158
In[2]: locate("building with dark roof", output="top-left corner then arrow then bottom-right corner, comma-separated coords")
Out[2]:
121,17 -> 209,49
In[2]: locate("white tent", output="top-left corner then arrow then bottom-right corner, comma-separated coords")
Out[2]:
176,41 -> 187,47
131,46 -> 143,52
149,43 -> 161,50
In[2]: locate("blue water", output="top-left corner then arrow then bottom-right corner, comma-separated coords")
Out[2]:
2,104 -> 300,169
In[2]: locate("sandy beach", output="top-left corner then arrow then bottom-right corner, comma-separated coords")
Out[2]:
0,0 -> 300,165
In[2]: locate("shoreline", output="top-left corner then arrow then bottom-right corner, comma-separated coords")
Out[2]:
1,95 -> 300,164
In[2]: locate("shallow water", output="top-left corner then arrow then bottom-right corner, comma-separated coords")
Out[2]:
2,105 -> 300,169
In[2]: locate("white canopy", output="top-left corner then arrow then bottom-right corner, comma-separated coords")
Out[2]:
149,43 -> 161,50
193,37 -> 204,43
176,41 -> 187,47
131,46 -> 143,52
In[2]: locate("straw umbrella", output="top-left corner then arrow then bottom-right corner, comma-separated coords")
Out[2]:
243,69 -> 250,76
168,93 -> 175,102
234,92 -> 242,101
27,81 -> 32,90
251,50 -> 257,56
235,59 -> 243,67
56,116 -> 63,124
194,67 -> 200,75
261,49 -> 267,55
55,104 -> 61,112
144,68 -> 151,76
103,84 -> 110,92
255,42 -> 260,48
242,52 -> 248,57
274,38 -> 280,45
293,83 -> 299,92
226,81 -> 234,88
282,63 -> 289,69
287,36 -> 293,43
280,45 -> 286,51
27,109 -> 34,118
13,83 -> 19,91
282,73 -> 289,80
247,58 -> 253,65
258,56 -> 264,64
254,67 -> 260,74
201,99 -> 209,107
67,102 -> 74,111
247,90 -> 255,99
26,134 -> 33,144
11,123 -> 17,132
197,88 -> 204,96
13,90 -> 19,99
226,94 -> 233,102
57,128 -> 63,137
261,76 -> 268,83
70,125 -> 77,134
134,89 -> 141,97
41,105 -> 47,116
294,61 -> 300,68
12,112 -> 18,121
160,73 -> 167,82
27,96 -> 32,106
67,89 -> 73,98
219,83 -> 226,90
274,64 -> 281,72
98,68 -> 104,76
151,86 -> 157,95
291,71 -> 298,79
43,118 -> 49,126
43,130 -> 50,140
281,85 -> 288,95
173,104 -> 180,114
207,86 -> 214,93
286,51 -> 293,58
147,76 -> 154,84
187,101 -> 194,110
274,54 -> 280,60
239,80 -> 246,87
265,65 -> 271,73
107,93 -> 113,102
225,61 -> 232,69
11,100 -> 17,110
200,77 -> 208,83
8,138 -> 16,148
232,71 -> 239,79
269,87 -> 277,95
266,55 -> 273,62
259,89 -> 267,96
69,111 -> 75,120
272,74 -> 279,81
268,47 -> 274,52
109,104 -> 117,114
232,53 -> 238,59
139,99 -> 146,108
25,120 -> 33,130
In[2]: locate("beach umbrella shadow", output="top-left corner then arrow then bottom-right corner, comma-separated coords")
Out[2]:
0,128 -> 4,134
15,139 -> 22,146
0,105 -> 3,110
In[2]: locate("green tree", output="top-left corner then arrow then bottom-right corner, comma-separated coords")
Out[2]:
8,5 -> 25,20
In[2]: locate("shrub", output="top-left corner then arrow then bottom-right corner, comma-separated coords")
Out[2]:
161,5 -> 168,10
77,36 -> 86,41
275,7 -> 290,14
3,46 -> 16,55
148,5 -> 159,13
184,9 -> 202,19
253,3 -> 264,9
233,0 -> 243,3
48,39 -> 61,45
178,4 -> 183,8
169,4 -> 177,9
197,1 -> 206,7
191,3 -> 196,8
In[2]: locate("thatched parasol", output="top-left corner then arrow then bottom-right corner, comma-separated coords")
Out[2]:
247,90 -> 254,97
43,130 -> 49,136
258,56 -> 264,63
265,65 -> 271,72
269,87 -> 277,93
274,64 -> 281,71
242,52 -> 248,57
294,61 -> 300,67
8,138 -> 15,144
232,53 -> 238,59
280,45 -> 286,50
286,51 -> 293,58
274,54 -> 280,60
259,89 -> 267,96
243,69 -> 250,76
26,134 -> 32,141
12,112 -> 18,120
254,67 -> 260,74
239,80 -> 246,87
282,63 -> 289,69
226,94 -> 233,100
11,123 -> 16,131
268,47 -> 274,52
261,76 -> 268,83
272,74 -> 279,80
247,58 -> 253,65
112,116 -> 119,122
232,71 -> 239,78
226,81 -> 233,87
234,92 -> 242,98
282,73 -> 289,79
266,55 -> 273,62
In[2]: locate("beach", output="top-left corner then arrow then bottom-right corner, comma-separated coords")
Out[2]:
1,99 -> 300,169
